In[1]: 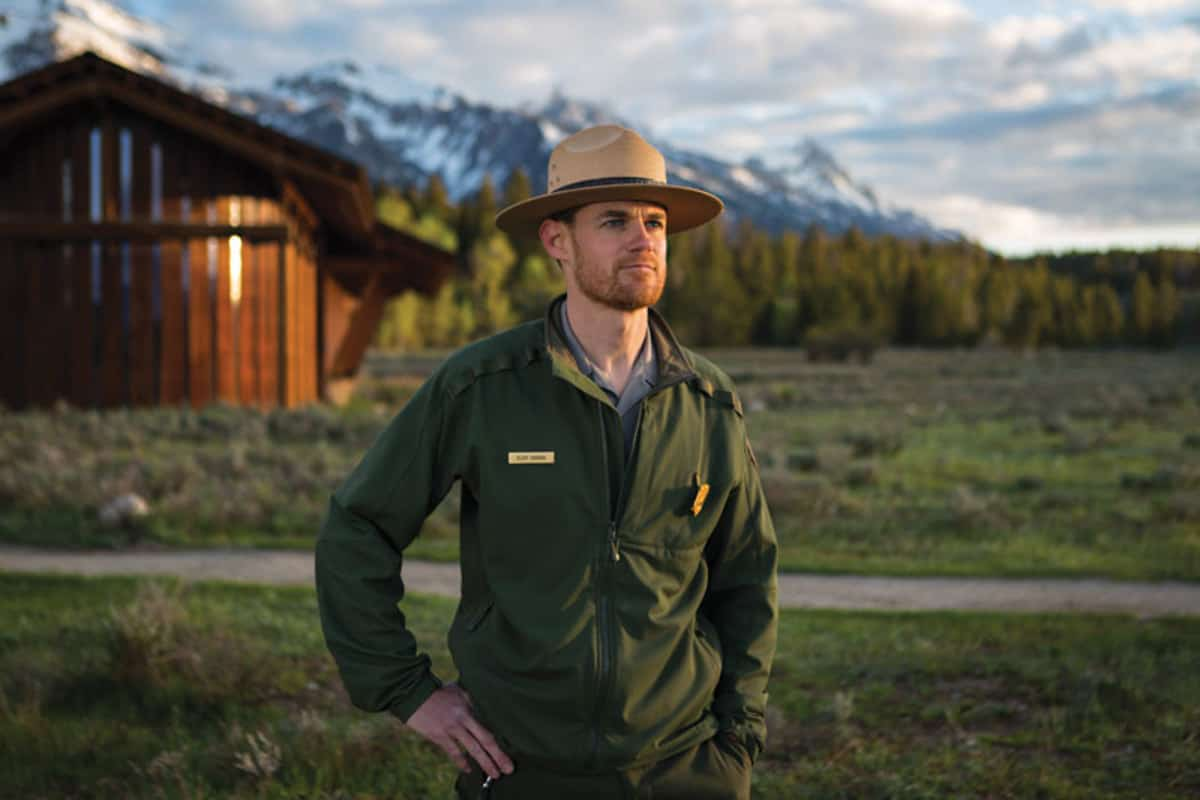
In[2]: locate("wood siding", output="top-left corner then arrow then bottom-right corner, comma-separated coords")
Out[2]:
0,113 -> 319,410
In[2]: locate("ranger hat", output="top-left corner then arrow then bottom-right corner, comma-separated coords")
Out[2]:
494,124 -> 723,237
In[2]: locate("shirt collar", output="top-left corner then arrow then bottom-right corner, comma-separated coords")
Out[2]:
558,301 -> 656,402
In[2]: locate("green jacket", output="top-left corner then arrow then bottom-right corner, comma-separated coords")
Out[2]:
315,297 -> 778,772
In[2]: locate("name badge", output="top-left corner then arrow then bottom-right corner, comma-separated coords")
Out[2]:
508,451 -> 555,465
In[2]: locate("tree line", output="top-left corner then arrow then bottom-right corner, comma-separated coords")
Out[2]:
375,170 -> 1196,352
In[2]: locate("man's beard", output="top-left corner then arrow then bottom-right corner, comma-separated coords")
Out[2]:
569,233 -> 666,312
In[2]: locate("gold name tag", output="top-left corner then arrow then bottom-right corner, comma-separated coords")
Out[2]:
508,451 -> 555,465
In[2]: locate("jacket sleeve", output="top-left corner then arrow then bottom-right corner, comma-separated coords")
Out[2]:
702,428 -> 779,762
314,374 -> 462,722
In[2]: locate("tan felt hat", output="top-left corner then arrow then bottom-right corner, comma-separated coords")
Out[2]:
494,125 -> 724,237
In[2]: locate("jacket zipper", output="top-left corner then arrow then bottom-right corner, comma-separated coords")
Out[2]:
590,399 -> 617,766
588,374 -> 693,767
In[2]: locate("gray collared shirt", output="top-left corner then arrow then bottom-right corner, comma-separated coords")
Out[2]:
560,303 -> 657,457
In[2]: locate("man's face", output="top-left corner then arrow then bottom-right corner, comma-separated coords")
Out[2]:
551,201 -> 668,312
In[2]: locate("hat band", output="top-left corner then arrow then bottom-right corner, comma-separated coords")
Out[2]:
552,176 -> 667,193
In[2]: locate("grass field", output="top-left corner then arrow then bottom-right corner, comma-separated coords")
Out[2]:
1,348 -> 1197,580
1,573 -> 1197,799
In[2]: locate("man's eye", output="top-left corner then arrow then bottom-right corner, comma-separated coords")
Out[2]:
646,219 -> 665,229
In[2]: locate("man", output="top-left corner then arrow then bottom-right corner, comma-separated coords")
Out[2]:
316,125 -> 778,799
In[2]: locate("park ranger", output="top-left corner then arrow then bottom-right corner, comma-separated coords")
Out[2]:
316,124 -> 778,799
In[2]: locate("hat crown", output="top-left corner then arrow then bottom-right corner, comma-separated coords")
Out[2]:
546,125 -> 666,193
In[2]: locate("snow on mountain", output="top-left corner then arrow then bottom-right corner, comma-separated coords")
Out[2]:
1,0 -> 168,78
1,0 -> 959,241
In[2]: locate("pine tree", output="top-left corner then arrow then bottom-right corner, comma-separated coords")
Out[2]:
1090,284 -> 1125,346
457,175 -> 498,275
1153,277 -> 1180,348
1130,271 -> 1156,345
501,168 -> 540,264
423,173 -> 453,222
469,231 -> 518,337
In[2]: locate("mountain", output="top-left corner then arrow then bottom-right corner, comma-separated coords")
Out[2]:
1,0 -> 959,241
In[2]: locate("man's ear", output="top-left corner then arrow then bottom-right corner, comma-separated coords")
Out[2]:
539,218 -> 571,263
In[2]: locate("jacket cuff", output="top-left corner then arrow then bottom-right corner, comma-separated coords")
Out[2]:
714,693 -> 767,763
387,671 -> 443,723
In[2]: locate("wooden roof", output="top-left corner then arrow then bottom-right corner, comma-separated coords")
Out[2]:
0,52 -> 453,293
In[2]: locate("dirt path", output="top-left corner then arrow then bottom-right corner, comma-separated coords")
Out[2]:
2,545 -> 1198,617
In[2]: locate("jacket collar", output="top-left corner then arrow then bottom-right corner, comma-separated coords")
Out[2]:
543,294 -> 696,395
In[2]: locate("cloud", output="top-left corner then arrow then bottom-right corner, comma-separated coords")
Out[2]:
1056,27 -> 1200,90
910,193 -> 1200,255
1083,0 -> 1196,16
353,21 -> 442,63
144,0 -> 1200,252
986,15 -> 1074,51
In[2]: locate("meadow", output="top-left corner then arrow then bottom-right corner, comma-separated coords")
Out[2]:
1,573 -> 1197,799
2,347 -> 1199,799
1,347 -> 1197,580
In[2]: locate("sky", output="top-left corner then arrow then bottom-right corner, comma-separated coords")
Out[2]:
7,0 -> 1200,256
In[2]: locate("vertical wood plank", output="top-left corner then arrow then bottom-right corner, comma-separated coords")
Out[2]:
44,244 -> 71,406
129,123 -> 156,405
46,126 -> 73,405
214,196 -> 236,403
69,240 -> 96,408
0,241 -> 27,409
284,240 -> 296,407
102,117 -> 119,222
71,122 -> 90,223
67,122 -> 96,408
186,146 -> 212,407
99,241 -> 126,407
302,243 -> 317,403
159,130 -> 187,405
25,243 -> 46,406
0,239 -> 12,409
159,237 -> 186,404
238,199 -> 260,406
259,238 -> 279,408
0,132 -> 17,215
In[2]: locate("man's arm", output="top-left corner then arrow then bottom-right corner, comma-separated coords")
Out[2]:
314,378 -> 512,778
701,433 -> 780,763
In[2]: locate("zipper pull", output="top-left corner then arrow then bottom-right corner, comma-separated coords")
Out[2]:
608,523 -> 621,562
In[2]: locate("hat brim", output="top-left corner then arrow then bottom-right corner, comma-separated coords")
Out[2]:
494,183 -> 723,238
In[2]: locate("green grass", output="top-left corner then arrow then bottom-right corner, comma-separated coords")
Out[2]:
1,573 -> 1197,798
2,348 -> 1198,579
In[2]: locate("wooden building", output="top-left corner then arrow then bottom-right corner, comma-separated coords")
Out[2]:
0,52 -> 453,410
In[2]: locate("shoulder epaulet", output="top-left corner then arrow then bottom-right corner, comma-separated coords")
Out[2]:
440,332 -> 542,400
714,389 -> 744,417
689,377 -> 744,417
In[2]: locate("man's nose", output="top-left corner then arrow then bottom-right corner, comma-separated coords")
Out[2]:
627,219 -> 657,249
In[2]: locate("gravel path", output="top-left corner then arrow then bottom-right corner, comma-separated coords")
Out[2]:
2,545 -> 1198,617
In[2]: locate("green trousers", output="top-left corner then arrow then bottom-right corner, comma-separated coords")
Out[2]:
453,734 -> 751,800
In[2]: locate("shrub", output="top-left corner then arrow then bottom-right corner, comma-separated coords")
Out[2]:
803,323 -> 882,364
844,461 -> 880,488
1161,493 -> 1200,523
1013,476 -> 1044,492
1040,412 -> 1073,436
785,448 -> 820,472
762,475 -> 845,519
1121,468 -> 1198,492
841,429 -> 905,458
815,444 -> 854,474
109,582 -> 187,684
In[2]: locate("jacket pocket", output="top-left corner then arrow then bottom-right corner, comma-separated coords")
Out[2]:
670,479 -> 726,550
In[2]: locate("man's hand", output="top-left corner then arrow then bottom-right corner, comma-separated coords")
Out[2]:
405,683 -> 514,778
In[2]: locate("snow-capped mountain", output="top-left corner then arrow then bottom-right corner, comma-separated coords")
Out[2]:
1,0 -> 958,241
